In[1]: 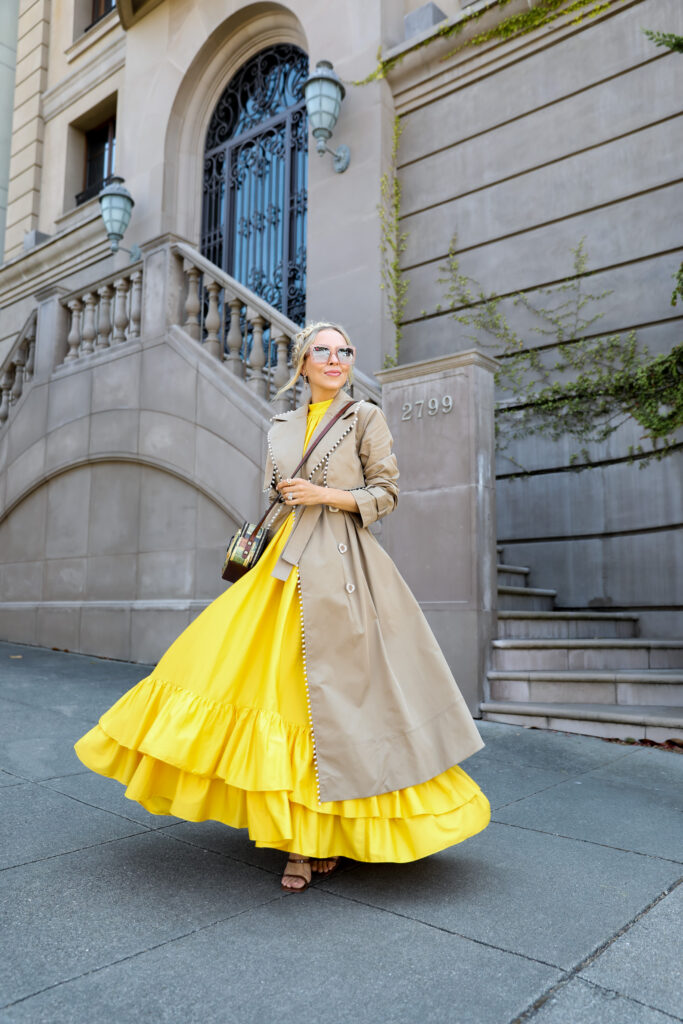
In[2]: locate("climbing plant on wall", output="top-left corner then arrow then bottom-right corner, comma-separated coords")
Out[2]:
437,238 -> 683,471
643,27 -> 683,306
354,0 -> 629,86
378,116 -> 409,368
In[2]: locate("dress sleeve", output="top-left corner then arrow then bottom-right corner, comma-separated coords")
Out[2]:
349,404 -> 399,528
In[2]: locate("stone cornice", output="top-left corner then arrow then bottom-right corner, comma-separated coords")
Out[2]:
41,33 -> 125,122
0,207 -> 112,307
375,350 -> 499,384
65,9 -> 120,64
116,0 -> 165,31
383,0 -> 642,115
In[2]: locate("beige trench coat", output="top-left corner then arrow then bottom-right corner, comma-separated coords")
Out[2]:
260,386 -> 484,803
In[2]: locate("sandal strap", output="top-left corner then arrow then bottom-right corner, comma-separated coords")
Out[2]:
283,858 -> 311,881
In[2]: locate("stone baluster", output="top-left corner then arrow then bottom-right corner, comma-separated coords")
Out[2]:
65,299 -> 83,362
203,278 -> 222,360
10,352 -> 24,404
0,371 -> 12,423
96,285 -> 113,349
81,293 -> 97,356
24,320 -> 36,380
183,266 -> 201,341
112,277 -> 130,344
226,298 -> 243,375
272,333 -> 291,411
247,314 -> 267,398
129,270 -> 142,339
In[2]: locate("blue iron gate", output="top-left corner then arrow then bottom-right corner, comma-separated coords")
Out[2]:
201,44 -> 309,325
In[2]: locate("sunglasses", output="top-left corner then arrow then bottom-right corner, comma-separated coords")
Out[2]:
307,344 -> 356,365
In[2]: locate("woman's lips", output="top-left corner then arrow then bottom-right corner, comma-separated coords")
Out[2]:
325,370 -> 342,376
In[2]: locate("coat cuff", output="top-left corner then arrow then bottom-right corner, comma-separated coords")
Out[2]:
349,487 -> 376,528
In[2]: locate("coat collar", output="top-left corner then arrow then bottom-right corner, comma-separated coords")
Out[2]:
269,387 -> 360,479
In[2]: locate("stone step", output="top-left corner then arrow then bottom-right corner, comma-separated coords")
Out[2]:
497,563 -> 530,587
497,610 -> 639,639
479,700 -> 683,744
492,638 -> 683,671
487,669 -> 683,707
498,585 -> 556,611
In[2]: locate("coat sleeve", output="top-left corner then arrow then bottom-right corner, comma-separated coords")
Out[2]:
349,404 -> 399,528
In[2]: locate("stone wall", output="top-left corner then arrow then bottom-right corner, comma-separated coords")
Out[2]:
390,0 -> 683,635
0,274 -> 272,661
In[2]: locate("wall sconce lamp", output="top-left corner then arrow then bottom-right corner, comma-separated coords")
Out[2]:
304,60 -> 350,173
98,176 -> 142,260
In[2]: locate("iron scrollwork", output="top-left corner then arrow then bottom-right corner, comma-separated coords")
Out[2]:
201,44 -> 309,330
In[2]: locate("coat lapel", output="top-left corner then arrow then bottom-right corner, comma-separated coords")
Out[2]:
269,388 -> 359,480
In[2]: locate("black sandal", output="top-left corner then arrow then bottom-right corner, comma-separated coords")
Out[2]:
280,855 -> 312,893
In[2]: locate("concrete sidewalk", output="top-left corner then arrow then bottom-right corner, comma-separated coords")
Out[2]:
0,641 -> 681,1024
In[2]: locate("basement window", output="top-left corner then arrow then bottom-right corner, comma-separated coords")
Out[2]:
75,116 -> 116,206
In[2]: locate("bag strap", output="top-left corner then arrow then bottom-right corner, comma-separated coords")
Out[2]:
248,399 -> 356,541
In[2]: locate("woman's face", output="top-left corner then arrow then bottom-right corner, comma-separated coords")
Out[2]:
303,328 -> 353,394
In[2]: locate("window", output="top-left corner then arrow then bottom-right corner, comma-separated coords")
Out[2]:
75,116 -> 116,205
86,0 -> 116,31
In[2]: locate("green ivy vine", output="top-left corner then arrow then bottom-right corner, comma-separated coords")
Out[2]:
378,116 -> 409,369
354,0 -> 628,86
643,29 -> 683,53
437,238 -> 683,471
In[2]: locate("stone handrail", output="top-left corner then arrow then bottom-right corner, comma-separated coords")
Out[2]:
59,261 -> 143,364
171,242 -> 381,411
0,309 -> 37,425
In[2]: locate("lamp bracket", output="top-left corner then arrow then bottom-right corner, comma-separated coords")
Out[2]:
316,141 -> 350,174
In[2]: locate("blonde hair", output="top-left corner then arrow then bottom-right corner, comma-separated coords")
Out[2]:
274,321 -> 354,400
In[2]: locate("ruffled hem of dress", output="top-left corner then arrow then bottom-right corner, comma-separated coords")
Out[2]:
73,727 -> 491,862
81,675 -> 487,821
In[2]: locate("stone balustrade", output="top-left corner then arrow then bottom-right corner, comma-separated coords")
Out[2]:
60,264 -> 143,364
0,310 -> 37,425
172,242 -> 380,411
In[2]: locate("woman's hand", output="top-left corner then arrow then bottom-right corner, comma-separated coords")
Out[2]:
276,477 -> 325,507
276,478 -> 360,514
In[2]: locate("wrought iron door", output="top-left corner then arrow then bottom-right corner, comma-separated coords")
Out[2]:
201,44 -> 308,325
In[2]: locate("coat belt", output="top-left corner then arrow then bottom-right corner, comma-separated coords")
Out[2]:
270,504 -> 323,581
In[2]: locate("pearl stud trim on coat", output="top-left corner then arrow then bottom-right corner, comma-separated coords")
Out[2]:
295,566 -> 322,805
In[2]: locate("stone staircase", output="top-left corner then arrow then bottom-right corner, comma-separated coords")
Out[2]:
480,545 -> 683,743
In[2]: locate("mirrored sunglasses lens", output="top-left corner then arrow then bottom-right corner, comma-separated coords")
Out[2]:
310,346 -> 331,363
337,348 -> 355,364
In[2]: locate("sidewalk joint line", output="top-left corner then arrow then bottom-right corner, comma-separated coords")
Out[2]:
508,877 -> 683,1023
0,894 -> 286,1012
0,828 -> 152,874
314,886 -> 565,972
488,818 -> 683,866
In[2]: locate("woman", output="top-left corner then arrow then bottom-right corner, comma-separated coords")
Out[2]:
74,322 -> 490,892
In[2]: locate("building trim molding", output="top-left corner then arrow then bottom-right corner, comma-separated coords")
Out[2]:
0,452 -> 245,528
41,34 -> 125,122
161,4 -> 308,245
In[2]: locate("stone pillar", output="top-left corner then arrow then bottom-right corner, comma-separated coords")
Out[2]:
140,233 -> 192,338
376,350 -> 499,715
33,285 -> 69,378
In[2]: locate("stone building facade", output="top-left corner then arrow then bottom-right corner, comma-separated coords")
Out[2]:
0,0 -> 681,738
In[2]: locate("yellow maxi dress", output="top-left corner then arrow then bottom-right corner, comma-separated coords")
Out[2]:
75,397 -> 491,862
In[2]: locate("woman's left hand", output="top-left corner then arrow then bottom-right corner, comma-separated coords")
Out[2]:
276,477 -> 325,506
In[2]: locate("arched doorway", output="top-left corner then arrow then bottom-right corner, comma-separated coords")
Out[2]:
201,44 -> 309,325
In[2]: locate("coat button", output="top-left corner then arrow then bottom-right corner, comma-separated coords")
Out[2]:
338,543 -> 347,554
345,582 -> 355,594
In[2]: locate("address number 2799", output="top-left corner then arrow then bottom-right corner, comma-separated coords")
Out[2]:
401,395 -> 453,421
